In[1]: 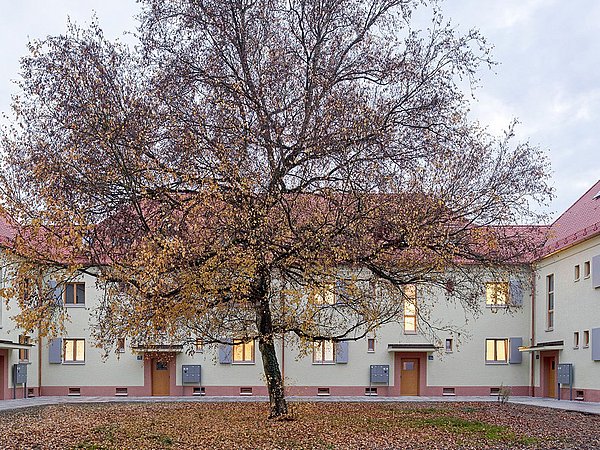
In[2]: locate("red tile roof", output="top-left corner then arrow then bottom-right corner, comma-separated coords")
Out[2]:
543,179 -> 600,256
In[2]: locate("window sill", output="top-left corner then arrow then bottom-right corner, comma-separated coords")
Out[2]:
485,361 -> 508,365
403,331 -> 418,335
573,346 -> 579,350
232,361 -> 255,365
584,275 -> 590,279
312,362 -> 335,365
367,350 -> 375,353
64,304 -> 86,308
583,345 -> 589,349
546,328 -> 554,332
62,361 -> 85,365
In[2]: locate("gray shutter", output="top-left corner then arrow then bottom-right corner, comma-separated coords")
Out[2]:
48,280 -> 62,305
335,341 -> 349,364
335,280 -> 348,303
218,341 -> 232,364
509,278 -> 523,306
509,337 -> 523,364
593,255 -> 600,289
592,328 -> 600,361
48,338 -> 62,364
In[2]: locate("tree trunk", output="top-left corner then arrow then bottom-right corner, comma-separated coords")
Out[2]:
253,273 -> 288,419
258,333 -> 288,418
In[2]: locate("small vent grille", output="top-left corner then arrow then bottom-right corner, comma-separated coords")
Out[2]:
68,387 -> 81,396
442,387 -> 456,396
193,387 -> 205,396
317,387 -> 330,396
490,387 -> 500,396
365,387 -> 378,396
27,388 -> 35,398
576,390 -> 585,401
239,387 -> 253,396
115,387 -> 128,396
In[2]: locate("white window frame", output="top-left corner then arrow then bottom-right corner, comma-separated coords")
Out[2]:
367,338 -> 375,353
574,265 -> 581,282
445,338 -> 453,353
403,285 -> 417,334
312,340 -> 335,364
485,338 -> 509,364
485,282 -> 509,307
64,282 -> 86,306
583,330 -> 590,348
584,261 -> 591,279
232,339 -> 255,364
573,331 -> 580,349
547,274 -> 554,331
63,338 -> 85,364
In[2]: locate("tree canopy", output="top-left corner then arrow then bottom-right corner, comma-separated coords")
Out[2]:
0,0 -> 552,417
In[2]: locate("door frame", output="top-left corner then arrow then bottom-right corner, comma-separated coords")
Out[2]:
540,350 -> 558,399
393,352 -> 427,396
0,350 -> 6,400
144,353 -> 177,396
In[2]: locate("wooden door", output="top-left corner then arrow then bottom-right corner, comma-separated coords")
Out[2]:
0,354 -> 4,400
400,358 -> 419,396
151,359 -> 170,396
543,356 -> 556,398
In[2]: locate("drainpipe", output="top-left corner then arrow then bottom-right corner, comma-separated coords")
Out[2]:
38,332 -> 42,397
530,267 -> 536,397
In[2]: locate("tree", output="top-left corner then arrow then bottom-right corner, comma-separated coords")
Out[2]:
0,0 -> 551,418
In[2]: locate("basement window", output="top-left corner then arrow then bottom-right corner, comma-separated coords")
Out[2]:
317,387 -> 330,396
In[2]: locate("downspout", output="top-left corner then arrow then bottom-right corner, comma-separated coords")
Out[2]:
529,267 -> 536,397
38,333 -> 42,397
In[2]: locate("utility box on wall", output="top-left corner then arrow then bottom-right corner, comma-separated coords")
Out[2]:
557,363 -> 573,385
370,365 -> 389,383
182,365 -> 201,384
13,363 -> 27,384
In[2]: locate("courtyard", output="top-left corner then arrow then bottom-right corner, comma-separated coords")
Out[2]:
0,401 -> 598,449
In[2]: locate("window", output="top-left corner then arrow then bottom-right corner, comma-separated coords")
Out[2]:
64,282 -> 85,305
575,265 -> 581,281
486,282 -> 509,306
117,338 -> 125,353
232,339 -> 254,363
445,338 -> 453,353
547,275 -> 554,330
312,284 -> 335,305
63,339 -> 85,363
584,261 -> 591,278
19,335 -> 30,362
583,330 -> 590,348
574,332 -> 580,349
367,338 -> 375,353
195,338 -> 204,353
313,340 -> 335,364
485,338 -> 508,363
403,285 -> 417,334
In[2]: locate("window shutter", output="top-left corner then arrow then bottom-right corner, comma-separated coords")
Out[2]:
592,255 -> 600,289
509,337 -> 523,364
335,341 -> 349,364
335,280 -> 348,302
592,328 -> 600,361
218,340 -> 232,364
48,338 -> 62,364
509,278 -> 523,306
48,280 -> 62,305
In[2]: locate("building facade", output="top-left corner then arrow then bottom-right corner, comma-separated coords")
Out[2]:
0,181 -> 599,401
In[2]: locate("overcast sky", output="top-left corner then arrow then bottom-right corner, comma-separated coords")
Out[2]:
1,0 -> 598,219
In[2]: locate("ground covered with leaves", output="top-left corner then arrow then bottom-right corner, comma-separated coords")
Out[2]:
0,401 -> 598,449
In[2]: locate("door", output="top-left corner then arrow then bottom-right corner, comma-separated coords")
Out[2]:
543,356 -> 556,398
400,358 -> 419,396
0,354 -> 4,400
151,359 -> 170,396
